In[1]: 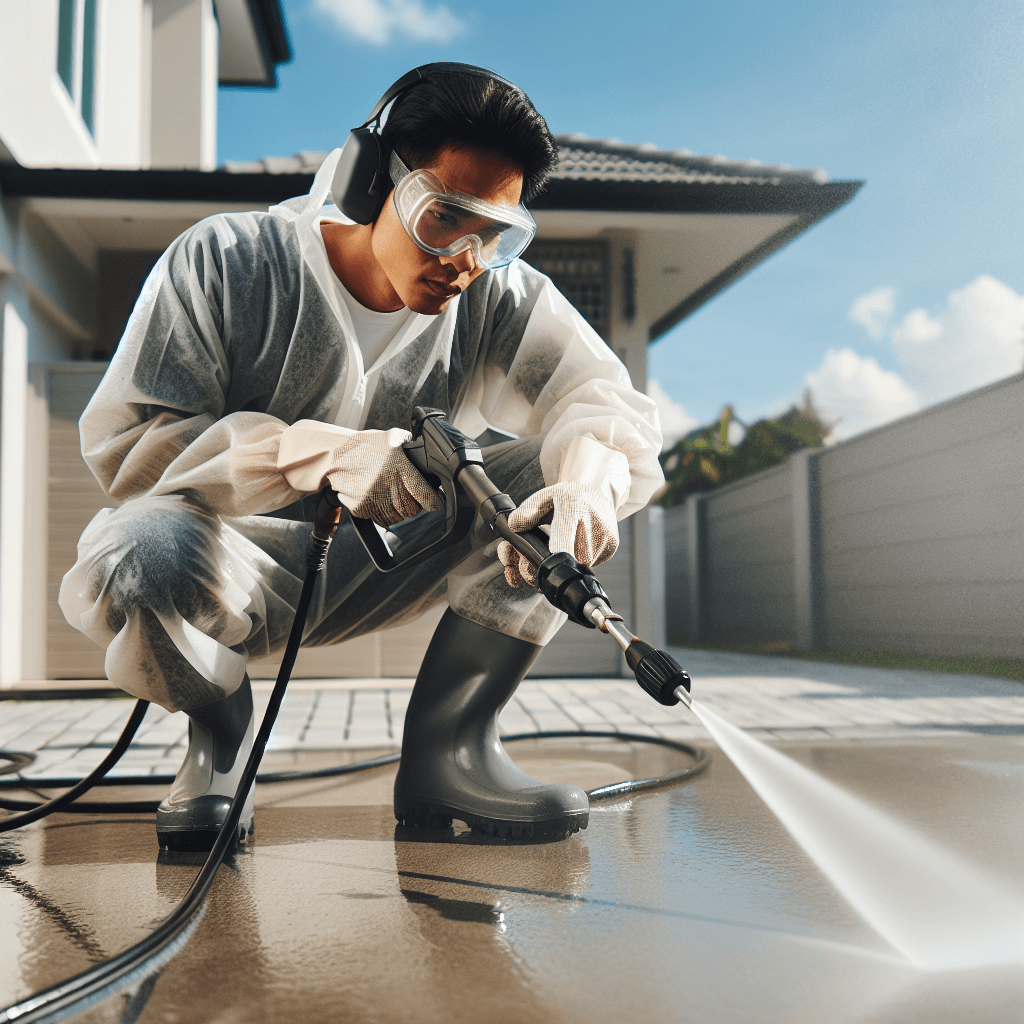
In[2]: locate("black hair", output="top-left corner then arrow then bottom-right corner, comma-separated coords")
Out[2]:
380,72 -> 558,204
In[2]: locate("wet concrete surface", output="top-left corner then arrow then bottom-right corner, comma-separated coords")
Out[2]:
2,732 -> 1022,1023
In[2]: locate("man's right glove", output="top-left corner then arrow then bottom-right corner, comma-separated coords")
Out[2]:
497,482 -> 619,588
279,423 -> 442,526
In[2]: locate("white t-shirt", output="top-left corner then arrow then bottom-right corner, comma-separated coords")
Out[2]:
312,214 -> 419,372
333,275 -> 412,370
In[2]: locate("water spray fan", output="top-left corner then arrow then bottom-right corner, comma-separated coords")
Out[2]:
345,406 -> 693,711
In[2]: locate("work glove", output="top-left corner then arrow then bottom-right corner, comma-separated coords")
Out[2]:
497,482 -> 619,588
324,428 -> 442,526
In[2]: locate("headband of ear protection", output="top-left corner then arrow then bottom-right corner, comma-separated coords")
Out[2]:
331,62 -> 519,225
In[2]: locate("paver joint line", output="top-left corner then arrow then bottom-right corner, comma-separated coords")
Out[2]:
6,654 -> 1022,773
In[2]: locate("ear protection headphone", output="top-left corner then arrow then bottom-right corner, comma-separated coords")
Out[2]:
331,62 -> 520,225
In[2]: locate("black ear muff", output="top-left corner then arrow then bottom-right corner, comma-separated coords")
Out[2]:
332,64 -> 519,226
332,127 -> 390,224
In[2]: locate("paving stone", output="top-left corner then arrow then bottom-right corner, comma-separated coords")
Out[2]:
5,650 -> 1021,775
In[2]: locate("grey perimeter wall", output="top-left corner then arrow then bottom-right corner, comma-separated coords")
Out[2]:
665,373 -> 1024,659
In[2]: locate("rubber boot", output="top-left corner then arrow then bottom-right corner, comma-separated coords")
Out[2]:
156,675 -> 255,852
394,610 -> 589,841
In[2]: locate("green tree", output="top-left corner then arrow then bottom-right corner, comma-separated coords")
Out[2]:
657,390 -> 831,507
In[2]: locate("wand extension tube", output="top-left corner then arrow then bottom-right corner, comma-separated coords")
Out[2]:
583,597 -> 691,708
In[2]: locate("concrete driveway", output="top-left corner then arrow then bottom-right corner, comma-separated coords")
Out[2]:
1,649 -> 1022,1023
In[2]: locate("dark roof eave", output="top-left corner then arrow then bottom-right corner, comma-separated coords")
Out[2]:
0,166 -> 862,218
252,0 -> 291,64
534,177 -> 862,218
0,166 -> 862,342
0,166 -> 315,203
648,179 -> 863,341
218,0 -> 292,88
216,0 -> 292,87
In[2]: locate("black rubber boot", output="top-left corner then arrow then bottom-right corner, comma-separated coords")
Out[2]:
156,675 -> 255,852
394,611 -> 589,841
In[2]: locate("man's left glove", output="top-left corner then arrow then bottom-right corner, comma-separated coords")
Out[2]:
324,428 -> 443,526
497,482 -> 619,588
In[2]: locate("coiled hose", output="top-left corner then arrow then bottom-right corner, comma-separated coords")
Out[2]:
0,495 -> 709,1023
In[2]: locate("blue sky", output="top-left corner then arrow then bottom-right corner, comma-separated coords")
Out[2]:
220,0 -> 1024,444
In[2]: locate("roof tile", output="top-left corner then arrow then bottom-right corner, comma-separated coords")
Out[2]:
219,139 -> 829,185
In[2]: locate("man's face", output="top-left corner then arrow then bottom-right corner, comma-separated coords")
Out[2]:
371,144 -> 525,315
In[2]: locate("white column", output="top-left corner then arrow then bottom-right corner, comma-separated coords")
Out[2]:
605,230 -> 655,665
1,302 -> 28,685
683,494 -> 704,642
149,0 -> 219,169
21,365 -> 50,680
647,504 -> 666,648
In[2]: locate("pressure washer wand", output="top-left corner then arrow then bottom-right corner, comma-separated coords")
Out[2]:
348,406 -> 693,711
455,459 -> 693,712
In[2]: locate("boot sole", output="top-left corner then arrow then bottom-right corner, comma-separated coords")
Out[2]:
396,803 -> 588,842
157,815 -> 254,853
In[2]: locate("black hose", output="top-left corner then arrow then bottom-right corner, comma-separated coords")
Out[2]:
0,753 -> 407,807
501,731 -> 711,800
0,756 -> 407,793
0,733 -> 709,815
0,700 -> 150,831
0,564 -> 321,1024
0,752 -> 34,776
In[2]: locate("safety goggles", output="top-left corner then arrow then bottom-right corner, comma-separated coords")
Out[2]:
390,151 -> 536,270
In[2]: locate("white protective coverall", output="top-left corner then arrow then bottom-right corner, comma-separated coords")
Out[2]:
59,151 -> 664,712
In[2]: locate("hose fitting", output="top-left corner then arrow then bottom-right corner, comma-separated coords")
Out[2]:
306,489 -> 344,572
536,551 -> 609,628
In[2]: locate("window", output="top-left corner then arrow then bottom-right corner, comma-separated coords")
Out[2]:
521,240 -> 612,342
55,0 -> 97,134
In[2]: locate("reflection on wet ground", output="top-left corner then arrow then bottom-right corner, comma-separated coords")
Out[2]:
1,734 -> 1022,1023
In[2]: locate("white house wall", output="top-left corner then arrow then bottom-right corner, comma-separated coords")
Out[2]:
95,0 -> 150,168
0,301 -> 29,684
0,0 -> 150,169
0,0 -> 221,171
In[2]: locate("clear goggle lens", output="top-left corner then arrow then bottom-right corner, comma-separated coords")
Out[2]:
391,152 -> 535,270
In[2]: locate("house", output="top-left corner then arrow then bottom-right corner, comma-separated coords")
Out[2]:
0,0 -> 859,685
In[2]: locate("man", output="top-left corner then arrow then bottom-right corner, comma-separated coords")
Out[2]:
60,67 -> 663,848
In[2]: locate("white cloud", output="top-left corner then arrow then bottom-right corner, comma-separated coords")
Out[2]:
726,420 -> 746,446
849,286 -> 896,340
648,379 -> 698,450
808,275 -> 1024,443
314,0 -> 465,45
890,275 -> 1024,405
805,348 -> 920,443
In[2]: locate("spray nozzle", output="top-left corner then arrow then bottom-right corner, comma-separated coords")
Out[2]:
625,640 -> 692,708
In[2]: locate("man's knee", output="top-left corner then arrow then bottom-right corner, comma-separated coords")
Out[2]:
83,496 -> 224,632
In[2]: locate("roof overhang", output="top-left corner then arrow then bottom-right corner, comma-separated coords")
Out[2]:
216,0 -> 291,87
0,165 -> 860,340
533,178 -> 860,339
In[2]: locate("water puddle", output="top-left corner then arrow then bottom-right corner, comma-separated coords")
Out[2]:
690,700 -> 1024,972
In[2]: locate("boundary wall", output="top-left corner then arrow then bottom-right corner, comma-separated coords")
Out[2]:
664,373 -> 1024,658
